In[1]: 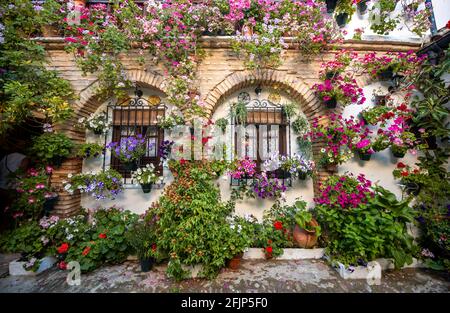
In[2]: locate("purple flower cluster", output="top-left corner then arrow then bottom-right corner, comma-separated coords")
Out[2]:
253,173 -> 286,199
106,134 -> 147,162
158,140 -> 174,162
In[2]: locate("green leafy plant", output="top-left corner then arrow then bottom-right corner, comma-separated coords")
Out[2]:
215,117 -> 229,132
231,101 -> 248,125
29,132 -> 74,165
125,219 -> 159,260
294,200 -> 321,236
292,115 -> 309,135
316,174 -> 417,268
76,143 -> 105,159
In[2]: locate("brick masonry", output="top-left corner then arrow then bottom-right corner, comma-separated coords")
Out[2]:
39,37 -> 419,216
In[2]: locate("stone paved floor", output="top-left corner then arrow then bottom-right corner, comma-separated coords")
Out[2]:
0,257 -> 448,293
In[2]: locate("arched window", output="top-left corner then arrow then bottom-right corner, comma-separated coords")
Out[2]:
104,87 -> 165,183
230,90 -> 291,185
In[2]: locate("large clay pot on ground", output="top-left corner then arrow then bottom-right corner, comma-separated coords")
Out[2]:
293,219 -> 319,248
227,253 -> 243,270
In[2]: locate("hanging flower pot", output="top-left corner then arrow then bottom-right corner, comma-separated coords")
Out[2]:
357,0 -> 368,15
93,129 -> 104,135
325,163 -> 337,172
404,182 -> 421,196
425,135 -> 437,150
51,156 -> 64,168
298,172 -> 307,180
140,257 -> 155,272
325,71 -> 338,80
43,195 -> 59,215
324,97 -> 337,109
242,23 -> 253,37
377,67 -> 394,81
141,183 -> 153,193
326,0 -> 338,13
123,161 -> 138,172
335,13 -> 349,28
227,253 -> 243,270
374,95 -> 387,106
358,151 -> 372,161
391,145 -> 406,158
293,220 -> 319,248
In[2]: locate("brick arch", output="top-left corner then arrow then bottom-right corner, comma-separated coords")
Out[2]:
202,69 -> 335,197
52,70 -> 168,217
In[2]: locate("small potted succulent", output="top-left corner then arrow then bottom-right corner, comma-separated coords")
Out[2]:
125,220 -> 159,272
131,163 -> 160,193
106,135 -> 148,171
292,200 -> 321,248
77,112 -> 110,135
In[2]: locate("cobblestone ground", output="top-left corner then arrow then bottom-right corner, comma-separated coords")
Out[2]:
0,256 -> 449,293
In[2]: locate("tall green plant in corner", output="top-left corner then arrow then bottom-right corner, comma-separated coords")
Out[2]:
0,0 -> 74,135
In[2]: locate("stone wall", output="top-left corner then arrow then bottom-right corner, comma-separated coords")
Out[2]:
40,37 -> 420,216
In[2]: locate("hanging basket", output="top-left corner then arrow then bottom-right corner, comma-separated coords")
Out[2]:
123,161 -> 138,172
335,13 -> 349,28
141,183 -> 153,193
391,146 -> 406,158
358,151 -> 372,161
324,98 -> 337,109
325,0 -> 338,13
357,0 -> 368,15
377,67 -> 394,81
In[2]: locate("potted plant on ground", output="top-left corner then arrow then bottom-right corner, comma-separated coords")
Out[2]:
226,216 -> 254,270
29,132 -> 74,167
106,135 -> 147,171
125,220 -> 159,272
292,200 -> 321,248
77,112 -> 110,135
131,163 -> 160,193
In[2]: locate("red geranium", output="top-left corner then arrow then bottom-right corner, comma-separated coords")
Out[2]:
265,246 -> 273,254
151,244 -> 157,252
180,158 -> 186,165
57,243 -> 69,254
401,171 -> 409,177
397,162 -> 406,168
58,261 -> 67,270
82,246 -> 91,256
273,221 -> 283,230
98,233 -> 107,239
447,20 -> 450,29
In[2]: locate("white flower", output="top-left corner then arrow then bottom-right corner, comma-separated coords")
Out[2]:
68,173 -> 73,179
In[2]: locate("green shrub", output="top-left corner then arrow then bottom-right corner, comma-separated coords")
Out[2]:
316,175 -> 417,268
29,132 -> 74,164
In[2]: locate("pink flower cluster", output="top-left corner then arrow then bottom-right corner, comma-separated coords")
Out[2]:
230,158 -> 257,179
315,174 -> 374,210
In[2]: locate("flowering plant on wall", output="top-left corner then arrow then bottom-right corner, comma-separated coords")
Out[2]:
309,114 -> 363,166
231,21 -> 287,69
313,75 -> 365,108
253,173 -> 287,199
360,51 -> 426,81
229,158 -> 257,179
132,164 -> 160,185
63,169 -> 123,200
281,154 -> 315,179
77,112 -> 110,135
319,50 -> 358,79
9,167 -> 56,220
106,135 -> 147,164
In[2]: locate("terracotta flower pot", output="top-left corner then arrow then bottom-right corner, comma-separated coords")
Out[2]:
227,253 -> 243,270
293,221 -> 319,248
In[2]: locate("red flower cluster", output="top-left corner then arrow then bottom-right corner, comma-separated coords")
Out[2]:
273,221 -> 283,230
82,246 -> 91,256
57,243 -> 69,254
397,162 -> 406,168
151,244 -> 157,252
98,233 -> 107,239
58,261 -> 67,270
